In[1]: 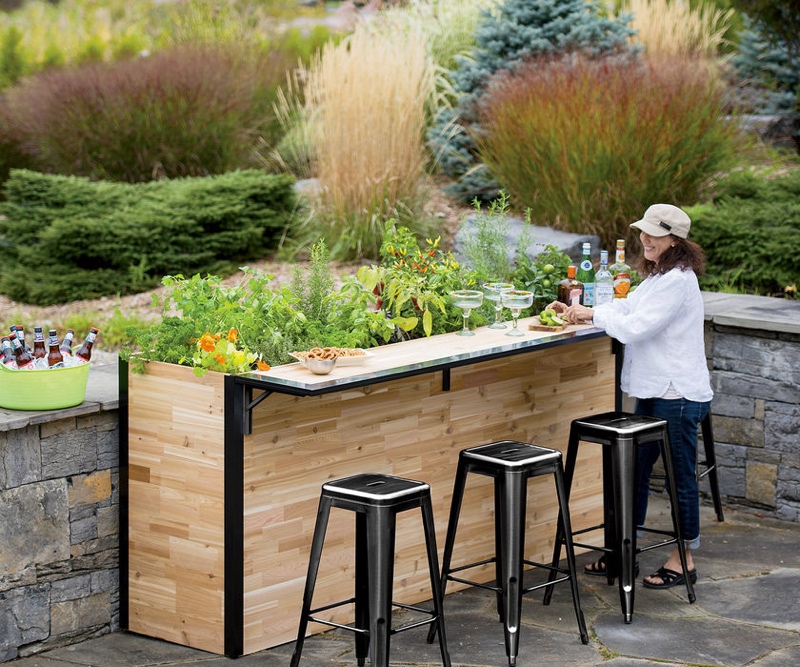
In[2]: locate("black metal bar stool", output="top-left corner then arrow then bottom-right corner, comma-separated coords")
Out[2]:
428,441 -> 588,667
290,473 -> 451,667
547,412 -> 696,624
699,411 -> 724,522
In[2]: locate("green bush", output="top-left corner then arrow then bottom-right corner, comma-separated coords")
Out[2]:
2,43 -> 293,182
688,169 -> 800,296
477,53 -> 740,250
0,169 -> 296,305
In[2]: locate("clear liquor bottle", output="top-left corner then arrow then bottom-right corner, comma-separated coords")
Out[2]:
594,250 -> 614,306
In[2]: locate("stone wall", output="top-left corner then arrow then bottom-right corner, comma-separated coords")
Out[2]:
0,409 -> 119,662
706,322 -> 800,522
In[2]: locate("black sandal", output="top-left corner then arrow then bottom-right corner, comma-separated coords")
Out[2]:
584,555 -> 640,578
584,555 -> 608,576
642,566 -> 698,589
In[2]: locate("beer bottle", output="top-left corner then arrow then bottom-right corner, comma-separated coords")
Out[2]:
47,329 -> 65,368
11,324 -> 31,354
1,336 -> 17,368
74,327 -> 99,364
11,332 -> 35,370
32,326 -> 47,360
557,266 -> 585,306
60,329 -> 75,357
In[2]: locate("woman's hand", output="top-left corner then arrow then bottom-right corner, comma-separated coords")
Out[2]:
564,303 -> 593,324
545,301 -> 593,324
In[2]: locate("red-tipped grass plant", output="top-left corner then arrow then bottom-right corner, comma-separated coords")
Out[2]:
5,44 -> 292,182
476,53 -> 740,250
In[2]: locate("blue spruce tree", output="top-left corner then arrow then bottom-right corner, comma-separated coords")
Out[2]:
430,0 -> 638,202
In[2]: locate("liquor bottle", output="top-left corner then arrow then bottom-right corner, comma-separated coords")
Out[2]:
557,265 -> 584,306
47,329 -> 65,368
74,327 -> 99,364
32,326 -> 47,360
575,242 -> 596,306
1,336 -> 17,368
10,332 -> 35,370
60,329 -> 75,357
594,250 -> 614,307
610,239 -> 631,299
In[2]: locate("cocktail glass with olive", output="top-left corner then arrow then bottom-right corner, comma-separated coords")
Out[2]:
449,290 -> 484,336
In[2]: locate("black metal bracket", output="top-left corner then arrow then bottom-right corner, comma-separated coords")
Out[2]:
442,368 -> 450,392
243,386 -> 273,435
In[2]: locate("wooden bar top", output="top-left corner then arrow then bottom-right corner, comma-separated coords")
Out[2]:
238,316 -> 603,396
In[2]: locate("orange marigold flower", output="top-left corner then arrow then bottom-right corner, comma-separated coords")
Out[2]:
227,328 -> 238,342
215,353 -> 226,365
256,360 -> 271,371
200,333 -> 216,352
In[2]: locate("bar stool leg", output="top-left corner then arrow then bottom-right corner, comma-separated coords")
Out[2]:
290,496 -> 333,667
700,413 -> 724,522
544,427 -> 580,601
552,464 -> 589,644
366,506 -> 396,667
421,495 -> 452,667
659,434 -> 696,604
426,460 -> 468,644
354,512 -> 370,667
496,470 -> 526,667
611,435 -> 637,624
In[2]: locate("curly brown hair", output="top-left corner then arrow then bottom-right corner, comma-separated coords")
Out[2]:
638,236 -> 706,277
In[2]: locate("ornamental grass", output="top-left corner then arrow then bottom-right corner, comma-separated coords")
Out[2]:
293,25 -> 436,260
476,52 -> 741,251
613,0 -> 735,59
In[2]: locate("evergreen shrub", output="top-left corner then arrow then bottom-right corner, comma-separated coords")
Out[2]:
477,53 -> 740,250
2,44 -> 293,182
689,169 -> 800,296
0,169 -> 296,305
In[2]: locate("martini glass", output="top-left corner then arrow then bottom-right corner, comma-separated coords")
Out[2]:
501,290 -> 533,337
482,282 -> 515,329
449,290 -> 484,336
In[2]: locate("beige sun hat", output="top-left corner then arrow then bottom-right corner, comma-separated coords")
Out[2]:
630,204 -> 691,239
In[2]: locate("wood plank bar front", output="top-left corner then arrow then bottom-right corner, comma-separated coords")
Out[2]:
124,317 -> 616,656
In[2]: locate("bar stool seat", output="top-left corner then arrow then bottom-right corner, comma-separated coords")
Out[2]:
429,441 -> 588,667
549,412 -> 696,624
290,473 -> 450,667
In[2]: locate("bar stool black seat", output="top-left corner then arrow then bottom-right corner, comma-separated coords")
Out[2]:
547,411 -> 696,623
428,440 -> 588,667
290,473 -> 450,667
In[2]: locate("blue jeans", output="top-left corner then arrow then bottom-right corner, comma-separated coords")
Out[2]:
634,397 -> 710,550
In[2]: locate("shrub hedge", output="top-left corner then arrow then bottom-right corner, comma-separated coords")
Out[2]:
0,169 -> 296,305
689,169 -> 800,296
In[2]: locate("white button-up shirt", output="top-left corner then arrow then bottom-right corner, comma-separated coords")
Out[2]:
592,267 -> 713,402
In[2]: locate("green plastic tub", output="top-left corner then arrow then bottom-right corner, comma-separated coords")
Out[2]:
0,361 -> 90,411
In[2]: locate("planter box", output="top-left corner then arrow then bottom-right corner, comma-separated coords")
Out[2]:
123,330 -> 615,656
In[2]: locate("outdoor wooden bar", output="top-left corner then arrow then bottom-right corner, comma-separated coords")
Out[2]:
121,316 -> 617,657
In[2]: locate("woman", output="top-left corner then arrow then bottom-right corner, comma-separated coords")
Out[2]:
549,203 -> 713,589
